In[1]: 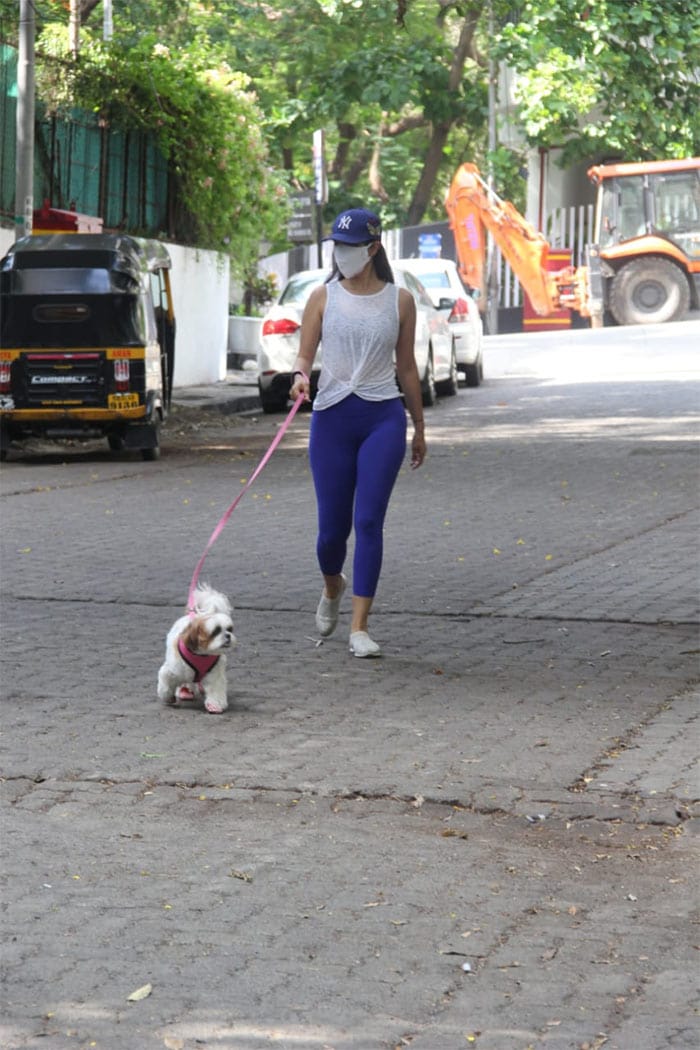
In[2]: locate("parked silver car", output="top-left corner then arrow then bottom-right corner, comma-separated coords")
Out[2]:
393,257 -> 484,386
257,267 -> 458,413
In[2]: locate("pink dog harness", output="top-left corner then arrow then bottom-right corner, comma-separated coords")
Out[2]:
177,638 -> 220,682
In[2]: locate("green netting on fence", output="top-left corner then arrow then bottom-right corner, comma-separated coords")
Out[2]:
1,45 -> 168,234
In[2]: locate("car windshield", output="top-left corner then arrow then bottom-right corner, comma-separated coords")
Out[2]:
279,273 -> 323,307
410,270 -> 451,290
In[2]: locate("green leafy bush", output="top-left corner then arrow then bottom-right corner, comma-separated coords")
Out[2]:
34,22 -> 290,272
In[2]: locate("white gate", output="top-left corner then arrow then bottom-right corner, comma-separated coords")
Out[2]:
492,204 -> 595,308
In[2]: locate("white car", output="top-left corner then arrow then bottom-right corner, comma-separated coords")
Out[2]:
257,267 -> 459,413
393,257 -> 483,386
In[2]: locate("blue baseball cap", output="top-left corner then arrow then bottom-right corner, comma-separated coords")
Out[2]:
328,208 -> 382,244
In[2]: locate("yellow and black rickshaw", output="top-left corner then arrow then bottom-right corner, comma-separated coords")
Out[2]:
0,233 -> 175,461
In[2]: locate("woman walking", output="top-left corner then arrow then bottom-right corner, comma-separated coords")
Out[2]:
289,207 -> 426,657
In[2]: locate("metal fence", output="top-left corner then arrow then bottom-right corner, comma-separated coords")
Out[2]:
1,44 -> 169,234
545,204 -> 596,268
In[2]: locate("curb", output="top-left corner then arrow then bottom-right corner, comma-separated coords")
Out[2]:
171,393 -> 262,416
170,371 -> 262,415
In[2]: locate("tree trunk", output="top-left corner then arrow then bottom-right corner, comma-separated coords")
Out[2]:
330,122 -> 357,178
80,0 -> 103,21
406,3 -> 484,225
406,122 -> 450,225
368,119 -> 389,202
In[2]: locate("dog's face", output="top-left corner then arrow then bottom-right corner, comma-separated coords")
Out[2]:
181,612 -> 236,656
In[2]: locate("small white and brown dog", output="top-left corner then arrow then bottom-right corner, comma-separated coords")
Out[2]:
157,584 -> 236,714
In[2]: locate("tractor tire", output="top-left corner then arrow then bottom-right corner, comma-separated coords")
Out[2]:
609,257 -> 690,326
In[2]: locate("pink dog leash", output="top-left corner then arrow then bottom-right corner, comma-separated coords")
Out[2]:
187,375 -> 309,612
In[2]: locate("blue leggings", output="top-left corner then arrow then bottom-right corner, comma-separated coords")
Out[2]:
309,394 -> 407,598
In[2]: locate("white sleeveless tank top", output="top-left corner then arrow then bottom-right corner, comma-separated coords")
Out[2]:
312,281 -> 402,411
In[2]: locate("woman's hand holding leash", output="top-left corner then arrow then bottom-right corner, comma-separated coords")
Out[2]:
290,369 -> 310,402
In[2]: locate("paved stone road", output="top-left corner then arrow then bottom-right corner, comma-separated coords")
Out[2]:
1,330 -> 698,1050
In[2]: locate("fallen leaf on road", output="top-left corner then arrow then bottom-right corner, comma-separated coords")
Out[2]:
127,983 -> 152,1002
229,869 -> 253,882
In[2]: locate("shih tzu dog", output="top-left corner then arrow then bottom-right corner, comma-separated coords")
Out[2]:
157,584 -> 236,714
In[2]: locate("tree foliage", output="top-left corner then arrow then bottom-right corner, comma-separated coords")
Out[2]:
216,0 -> 491,226
496,0 -> 700,164
2,0 -> 290,268
1,0 -> 697,254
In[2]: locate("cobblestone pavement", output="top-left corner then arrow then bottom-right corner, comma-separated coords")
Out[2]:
1,330 -> 699,1050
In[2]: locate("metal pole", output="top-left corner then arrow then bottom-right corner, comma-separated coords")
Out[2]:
69,0 -> 80,57
485,0 -> 499,334
15,0 -> 35,240
103,0 -> 113,41
316,204 -> 323,268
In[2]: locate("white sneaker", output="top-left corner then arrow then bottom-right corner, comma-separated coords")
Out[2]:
315,574 -> 347,637
349,630 -> 382,658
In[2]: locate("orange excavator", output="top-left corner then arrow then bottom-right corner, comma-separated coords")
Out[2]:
445,158 -> 700,326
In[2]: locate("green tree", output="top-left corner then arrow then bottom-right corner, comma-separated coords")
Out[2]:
212,0 -> 491,226
0,0 -> 291,270
496,0 -> 700,163
3,0 -> 696,246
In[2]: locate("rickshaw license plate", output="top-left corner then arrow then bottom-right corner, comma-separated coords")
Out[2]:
108,393 -> 140,409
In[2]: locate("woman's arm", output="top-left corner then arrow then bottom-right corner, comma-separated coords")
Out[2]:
394,288 -> 426,469
289,285 -> 327,401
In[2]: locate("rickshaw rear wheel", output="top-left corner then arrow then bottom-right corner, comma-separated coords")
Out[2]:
139,418 -> 161,460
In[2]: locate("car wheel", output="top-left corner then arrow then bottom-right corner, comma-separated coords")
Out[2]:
609,257 -> 690,325
435,342 -> 459,397
421,351 -> 437,407
464,355 -> 482,387
261,396 -> 287,414
258,381 -> 287,414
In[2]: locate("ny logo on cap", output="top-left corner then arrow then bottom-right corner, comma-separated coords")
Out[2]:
337,215 -> 353,230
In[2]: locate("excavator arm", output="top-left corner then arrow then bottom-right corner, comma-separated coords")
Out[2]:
445,163 -> 577,317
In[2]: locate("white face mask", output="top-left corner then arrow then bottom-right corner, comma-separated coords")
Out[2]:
334,243 -> 372,278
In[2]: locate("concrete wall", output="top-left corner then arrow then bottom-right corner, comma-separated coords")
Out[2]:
0,228 -> 229,387
165,242 -> 229,387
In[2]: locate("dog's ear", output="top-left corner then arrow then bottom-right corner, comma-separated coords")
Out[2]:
181,617 -> 210,654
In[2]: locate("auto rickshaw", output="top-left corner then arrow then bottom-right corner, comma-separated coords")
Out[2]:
0,233 -> 175,461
